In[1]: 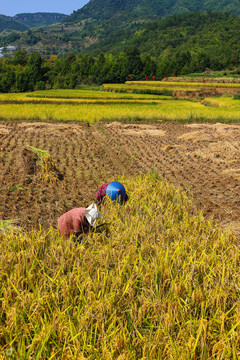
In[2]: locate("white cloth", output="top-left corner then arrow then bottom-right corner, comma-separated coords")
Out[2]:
84,203 -> 103,226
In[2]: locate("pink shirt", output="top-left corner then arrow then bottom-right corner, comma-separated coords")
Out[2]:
58,207 -> 86,238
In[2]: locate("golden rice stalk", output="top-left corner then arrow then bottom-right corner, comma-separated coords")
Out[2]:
24,145 -> 63,183
0,219 -> 21,234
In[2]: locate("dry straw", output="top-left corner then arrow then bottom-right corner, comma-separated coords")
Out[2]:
23,145 -> 63,183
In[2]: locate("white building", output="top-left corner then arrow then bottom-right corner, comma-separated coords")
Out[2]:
0,45 -> 16,58
7,46 -> 16,51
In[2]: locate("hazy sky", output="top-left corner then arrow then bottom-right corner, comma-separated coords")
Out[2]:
1,0 -> 89,16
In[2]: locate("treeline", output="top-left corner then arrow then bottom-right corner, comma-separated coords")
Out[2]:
0,46 -> 239,92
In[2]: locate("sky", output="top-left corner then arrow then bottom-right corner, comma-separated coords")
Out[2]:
1,0 -> 89,16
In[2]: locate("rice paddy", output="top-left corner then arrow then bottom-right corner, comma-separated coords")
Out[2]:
1,79 -> 240,358
27,89 -> 167,100
126,80 -> 240,89
102,83 -> 201,93
0,85 -> 240,123
1,173 -> 240,359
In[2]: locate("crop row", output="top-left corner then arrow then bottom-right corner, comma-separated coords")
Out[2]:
126,80 -> 240,88
26,89 -> 165,100
0,96 -> 240,123
0,99 -> 168,105
102,83 -> 200,93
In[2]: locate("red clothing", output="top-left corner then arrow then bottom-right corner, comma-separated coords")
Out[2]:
58,207 -> 86,238
96,183 -> 109,205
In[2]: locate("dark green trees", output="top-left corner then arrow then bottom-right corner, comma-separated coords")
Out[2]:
26,52 -> 43,90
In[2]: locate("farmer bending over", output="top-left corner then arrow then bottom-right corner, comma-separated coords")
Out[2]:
96,181 -> 128,205
58,203 -> 103,239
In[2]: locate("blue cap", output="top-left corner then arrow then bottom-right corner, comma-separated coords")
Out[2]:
106,182 -> 126,202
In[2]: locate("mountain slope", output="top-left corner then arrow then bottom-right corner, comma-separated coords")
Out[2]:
65,0 -> 240,23
0,14 -> 28,33
86,11 -> 240,58
13,13 -> 67,28
1,10 -> 240,64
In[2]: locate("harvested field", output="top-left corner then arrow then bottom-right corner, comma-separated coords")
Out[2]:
1,121 -> 240,236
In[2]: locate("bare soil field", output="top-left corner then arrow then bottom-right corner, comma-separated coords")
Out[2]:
1,121 -> 240,236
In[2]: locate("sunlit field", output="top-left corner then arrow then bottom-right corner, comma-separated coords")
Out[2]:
1,79 -> 240,359
1,173 -> 240,359
126,80 -> 240,88
27,89 -> 168,100
102,83 -> 201,93
0,89 -> 240,123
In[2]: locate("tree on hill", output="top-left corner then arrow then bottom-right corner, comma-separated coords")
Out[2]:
0,14 -> 28,33
64,0 -> 240,25
26,52 -> 43,90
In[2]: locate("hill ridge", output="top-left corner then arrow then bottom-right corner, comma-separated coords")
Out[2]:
64,0 -> 240,23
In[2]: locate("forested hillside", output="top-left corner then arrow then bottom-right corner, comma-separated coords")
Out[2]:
66,0 -> 240,23
1,11 -> 239,64
86,12 -> 239,53
0,15 -> 28,33
0,6 -> 240,90
88,12 -> 240,73
13,13 -> 67,28
0,15 -> 240,95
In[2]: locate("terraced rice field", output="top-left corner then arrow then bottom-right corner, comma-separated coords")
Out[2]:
1,82 -> 240,359
0,89 -> 240,122
104,80 -> 240,97
126,80 -> 240,88
1,84 -> 240,235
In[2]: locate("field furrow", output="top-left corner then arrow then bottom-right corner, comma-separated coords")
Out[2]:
1,121 -> 240,236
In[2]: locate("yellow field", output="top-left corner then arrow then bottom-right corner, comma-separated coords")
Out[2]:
27,89 -> 167,100
126,80 -> 240,88
0,92 -> 240,123
102,83 -> 201,92
1,81 -> 240,358
1,173 -> 239,359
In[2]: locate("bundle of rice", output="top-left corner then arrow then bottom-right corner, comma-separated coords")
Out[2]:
22,145 -> 63,183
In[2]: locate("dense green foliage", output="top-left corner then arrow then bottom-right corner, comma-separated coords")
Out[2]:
1,12 -> 240,92
65,0 -> 240,23
88,12 -> 240,73
89,12 -> 239,56
1,11 -> 239,64
13,13 -> 67,28
0,15 -> 28,33
0,41 -> 240,93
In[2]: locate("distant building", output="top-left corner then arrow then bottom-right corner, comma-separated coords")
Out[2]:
0,46 -> 16,51
7,46 -> 16,51
0,45 -> 16,58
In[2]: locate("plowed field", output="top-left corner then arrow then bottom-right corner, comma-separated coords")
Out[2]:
1,121 -> 240,236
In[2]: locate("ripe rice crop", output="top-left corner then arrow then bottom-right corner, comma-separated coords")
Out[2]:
102,83 -> 199,93
126,80 -> 240,89
0,172 -> 239,359
0,89 -> 168,102
0,98 -> 166,105
1,96 -> 240,123
0,90 -> 171,105
201,95 -> 238,108
27,89 -> 166,100
23,145 -> 63,183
